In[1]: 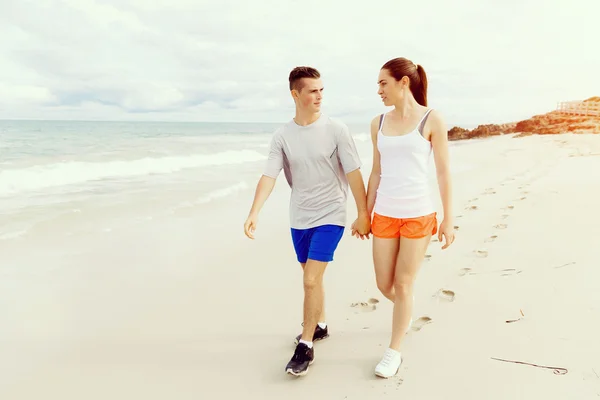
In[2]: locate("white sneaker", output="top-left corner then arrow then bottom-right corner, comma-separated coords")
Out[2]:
374,348 -> 402,378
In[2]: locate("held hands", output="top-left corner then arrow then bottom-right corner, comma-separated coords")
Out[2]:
244,213 -> 258,239
438,219 -> 455,249
351,213 -> 371,240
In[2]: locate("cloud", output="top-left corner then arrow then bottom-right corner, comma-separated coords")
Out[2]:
0,0 -> 598,125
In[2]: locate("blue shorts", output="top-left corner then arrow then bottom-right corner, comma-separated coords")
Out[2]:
290,224 -> 345,263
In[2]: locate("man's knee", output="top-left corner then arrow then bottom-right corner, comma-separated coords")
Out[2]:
303,260 -> 327,290
304,275 -> 322,291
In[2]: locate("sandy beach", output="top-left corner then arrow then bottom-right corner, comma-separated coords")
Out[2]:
1,132 -> 600,399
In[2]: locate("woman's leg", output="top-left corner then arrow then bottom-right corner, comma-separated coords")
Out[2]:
375,233 -> 431,378
389,234 -> 431,350
372,237 -> 400,302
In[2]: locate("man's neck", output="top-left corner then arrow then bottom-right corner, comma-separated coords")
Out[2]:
294,110 -> 321,126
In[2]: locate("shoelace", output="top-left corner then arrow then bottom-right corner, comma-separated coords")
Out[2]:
292,345 -> 310,362
380,350 -> 397,366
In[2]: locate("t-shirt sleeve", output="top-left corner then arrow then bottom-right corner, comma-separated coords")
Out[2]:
335,124 -> 362,174
263,134 -> 284,178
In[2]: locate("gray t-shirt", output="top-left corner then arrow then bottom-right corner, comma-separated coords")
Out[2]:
263,114 -> 362,230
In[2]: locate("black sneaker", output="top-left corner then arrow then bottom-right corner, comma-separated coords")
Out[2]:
294,324 -> 329,345
285,343 -> 314,376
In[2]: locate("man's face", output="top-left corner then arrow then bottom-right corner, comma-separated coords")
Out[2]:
293,78 -> 323,113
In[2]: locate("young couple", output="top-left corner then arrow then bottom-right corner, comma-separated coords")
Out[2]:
243,57 -> 455,378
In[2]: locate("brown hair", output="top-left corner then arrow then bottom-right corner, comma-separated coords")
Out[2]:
289,66 -> 320,92
381,58 -> 428,106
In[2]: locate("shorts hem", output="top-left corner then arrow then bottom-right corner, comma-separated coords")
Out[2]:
306,252 -> 334,263
372,233 -> 400,239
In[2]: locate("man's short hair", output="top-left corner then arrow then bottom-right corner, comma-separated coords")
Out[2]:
289,66 -> 320,91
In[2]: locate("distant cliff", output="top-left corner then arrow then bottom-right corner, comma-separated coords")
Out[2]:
448,96 -> 600,140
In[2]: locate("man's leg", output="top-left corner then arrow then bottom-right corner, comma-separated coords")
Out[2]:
286,225 -> 343,376
299,259 -> 328,343
300,263 -> 326,328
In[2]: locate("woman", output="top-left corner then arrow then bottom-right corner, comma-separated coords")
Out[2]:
353,57 -> 455,378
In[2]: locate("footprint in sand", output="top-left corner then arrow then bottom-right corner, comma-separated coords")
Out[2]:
431,238 -> 439,242
411,316 -> 433,332
494,224 -> 508,230
483,188 -> 496,195
468,198 -> 479,202
434,289 -> 456,302
351,299 -> 378,312
484,235 -> 498,243
501,214 -> 510,220
518,196 -> 527,201
474,249 -> 488,258
424,254 -> 432,261
504,205 -> 515,210
466,205 -> 478,211
454,225 -> 460,231
459,267 -> 473,276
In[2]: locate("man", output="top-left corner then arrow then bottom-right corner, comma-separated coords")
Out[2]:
243,66 -> 371,376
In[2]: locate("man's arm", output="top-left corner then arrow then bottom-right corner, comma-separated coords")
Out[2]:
244,133 -> 282,239
244,175 -> 276,239
248,175 -> 276,217
346,168 -> 369,219
335,123 -> 370,236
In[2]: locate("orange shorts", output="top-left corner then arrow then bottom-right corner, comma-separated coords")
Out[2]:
371,212 -> 438,239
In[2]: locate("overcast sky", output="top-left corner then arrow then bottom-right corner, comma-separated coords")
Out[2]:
0,0 -> 598,126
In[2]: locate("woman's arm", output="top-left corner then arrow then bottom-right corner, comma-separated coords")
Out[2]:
366,116 -> 382,217
429,110 -> 455,248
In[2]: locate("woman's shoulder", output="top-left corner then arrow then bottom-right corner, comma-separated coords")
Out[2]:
370,114 -> 385,138
424,108 -> 444,122
371,113 -> 385,129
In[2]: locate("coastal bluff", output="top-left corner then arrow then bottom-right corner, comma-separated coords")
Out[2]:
448,96 -> 600,140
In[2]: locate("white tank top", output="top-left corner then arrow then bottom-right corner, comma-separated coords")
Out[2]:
374,109 -> 435,218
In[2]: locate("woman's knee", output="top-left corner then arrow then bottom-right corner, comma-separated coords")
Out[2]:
393,279 -> 412,298
376,279 -> 394,297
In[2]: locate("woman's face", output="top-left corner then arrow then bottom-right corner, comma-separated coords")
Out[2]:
377,68 -> 407,106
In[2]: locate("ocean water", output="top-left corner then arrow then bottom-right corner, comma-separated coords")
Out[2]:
0,119 -> 373,242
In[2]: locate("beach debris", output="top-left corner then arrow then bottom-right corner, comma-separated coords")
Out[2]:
501,268 -> 523,276
506,309 -> 525,323
491,357 -> 568,375
554,262 -> 576,269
